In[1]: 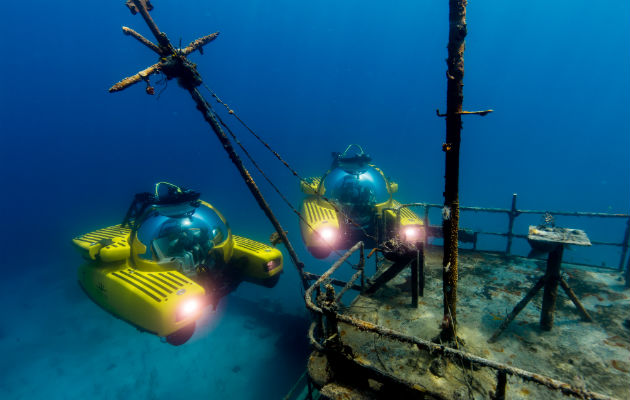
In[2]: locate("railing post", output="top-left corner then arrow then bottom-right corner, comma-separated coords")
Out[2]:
506,193 -> 518,255
493,370 -> 507,400
619,215 -> 630,271
359,242 -> 365,292
314,285 -> 324,340
418,242 -> 425,297
424,205 -> 430,249
321,284 -> 340,347
411,246 -> 419,308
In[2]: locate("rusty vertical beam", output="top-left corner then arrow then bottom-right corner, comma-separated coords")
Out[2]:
540,244 -> 563,330
441,0 -> 467,342
506,193 -> 518,254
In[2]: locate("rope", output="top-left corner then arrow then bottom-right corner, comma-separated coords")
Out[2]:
201,83 -> 377,242
203,83 -> 302,180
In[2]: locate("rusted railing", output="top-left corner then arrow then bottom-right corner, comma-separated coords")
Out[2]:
393,194 -> 630,272
304,245 -> 619,400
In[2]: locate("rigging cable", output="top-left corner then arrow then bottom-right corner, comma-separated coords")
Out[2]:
200,93 -> 357,266
202,83 -> 378,242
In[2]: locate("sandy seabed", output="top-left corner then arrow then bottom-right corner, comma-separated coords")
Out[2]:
0,266 -> 310,400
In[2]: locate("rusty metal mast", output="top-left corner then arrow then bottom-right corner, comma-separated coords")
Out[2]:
438,0 -> 492,342
109,0 -> 309,290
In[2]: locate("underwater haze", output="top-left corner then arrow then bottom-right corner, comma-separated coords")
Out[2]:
0,0 -> 628,399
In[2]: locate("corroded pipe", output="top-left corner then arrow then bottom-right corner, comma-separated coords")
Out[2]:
182,32 -> 220,55
305,302 -> 614,399
109,62 -> 161,92
305,242 -> 364,313
122,26 -> 161,54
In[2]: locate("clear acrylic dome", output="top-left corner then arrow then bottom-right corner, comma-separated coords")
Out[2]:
322,166 -> 391,206
135,203 -> 230,275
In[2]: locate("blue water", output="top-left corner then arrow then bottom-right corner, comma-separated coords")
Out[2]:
1,1 -> 628,399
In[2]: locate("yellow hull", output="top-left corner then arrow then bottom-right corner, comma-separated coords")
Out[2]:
78,261 -> 205,337
73,221 -> 283,340
300,180 -> 424,258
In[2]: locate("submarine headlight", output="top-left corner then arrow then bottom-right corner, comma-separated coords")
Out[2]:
317,227 -> 337,244
401,226 -> 424,243
265,258 -> 281,272
176,298 -> 202,322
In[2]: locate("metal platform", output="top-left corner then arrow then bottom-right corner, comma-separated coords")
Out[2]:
304,245 -> 629,400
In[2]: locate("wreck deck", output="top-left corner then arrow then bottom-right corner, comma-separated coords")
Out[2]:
310,246 -> 629,399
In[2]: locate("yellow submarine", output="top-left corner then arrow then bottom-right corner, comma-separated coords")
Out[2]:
299,144 -> 424,258
72,182 -> 283,345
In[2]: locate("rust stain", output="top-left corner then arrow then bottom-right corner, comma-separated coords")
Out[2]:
604,335 -> 630,350
583,293 -> 605,301
611,360 -> 630,373
489,313 -> 503,321
497,287 -> 522,296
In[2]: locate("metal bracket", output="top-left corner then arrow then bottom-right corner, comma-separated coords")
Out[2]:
436,108 -> 494,117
